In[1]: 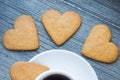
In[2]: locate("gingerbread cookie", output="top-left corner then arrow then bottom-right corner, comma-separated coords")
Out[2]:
10,62 -> 49,80
82,24 -> 118,63
3,15 -> 39,50
42,9 -> 82,45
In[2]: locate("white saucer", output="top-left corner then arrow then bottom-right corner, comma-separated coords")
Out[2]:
29,49 -> 98,80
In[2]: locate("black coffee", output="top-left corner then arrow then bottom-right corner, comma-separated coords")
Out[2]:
43,74 -> 71,80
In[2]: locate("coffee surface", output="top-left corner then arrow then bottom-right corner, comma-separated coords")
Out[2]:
43,74 -> 71,80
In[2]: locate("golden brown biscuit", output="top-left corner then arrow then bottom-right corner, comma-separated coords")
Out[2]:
82,24 -> 118,63
3,15 -> 39,50
42,9 -> 82,45
10,62 -> 49,80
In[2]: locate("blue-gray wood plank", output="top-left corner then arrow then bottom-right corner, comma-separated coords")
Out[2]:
0,0 -> 120,80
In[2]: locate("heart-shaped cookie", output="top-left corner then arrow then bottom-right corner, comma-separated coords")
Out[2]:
10,62 -> 49,80
42,10 -> 82,45
3,15 -> 39,50
82,24 -> 118,63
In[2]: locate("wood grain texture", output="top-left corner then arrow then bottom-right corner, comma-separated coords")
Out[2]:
0,0 -> 120,80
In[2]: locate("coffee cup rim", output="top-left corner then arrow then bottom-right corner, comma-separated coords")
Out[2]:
35,69 -> 73,80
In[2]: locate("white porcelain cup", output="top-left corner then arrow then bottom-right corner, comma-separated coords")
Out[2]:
35,70 -> 73,80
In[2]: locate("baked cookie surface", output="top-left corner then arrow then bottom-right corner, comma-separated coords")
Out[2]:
42,9 -> 82,45
3,15 -> 39,50
10,62 -> 49,80
82,24 -> 118,63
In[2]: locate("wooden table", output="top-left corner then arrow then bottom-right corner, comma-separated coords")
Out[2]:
0,0 -> 120,80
